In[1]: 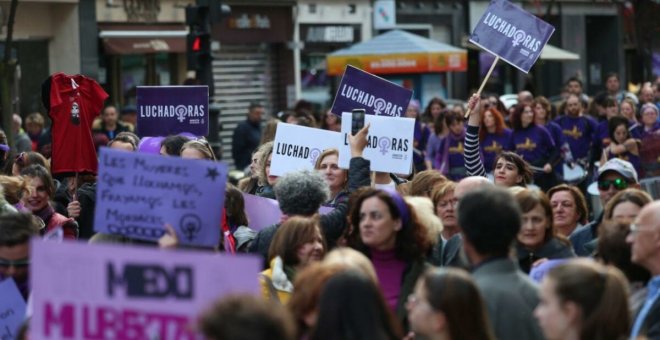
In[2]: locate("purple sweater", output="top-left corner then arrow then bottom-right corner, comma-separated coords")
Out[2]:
371,248 -> 406,312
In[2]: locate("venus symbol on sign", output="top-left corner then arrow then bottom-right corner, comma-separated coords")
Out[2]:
373,98 -> 386,115
378,137 -> 390,155
175,105 -> 188,123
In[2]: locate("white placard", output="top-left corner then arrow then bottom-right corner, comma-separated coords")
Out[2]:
271,123 -> 342,176
339,112 -> 414,174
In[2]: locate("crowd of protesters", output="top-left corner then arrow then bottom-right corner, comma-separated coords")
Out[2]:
0,74 -> 659,340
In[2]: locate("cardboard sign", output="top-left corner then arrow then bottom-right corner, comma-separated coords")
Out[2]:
94,148 -> 227,247
243,193 -> 334,231
339,112 -> 414,174
270,123 -> 342,177
0,279 -> 27,339
330,66 -> 413,117
469,0 -> 555,73
30,240 -> 260,339
136,86 -> 209,137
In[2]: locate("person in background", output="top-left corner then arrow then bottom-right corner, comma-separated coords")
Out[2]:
554,94 -> 597,178
601,116 -> 641,175
458,186 -> 544,340
237,149 -> 262,194
314,148 -> 348,208
602,72 -> 638,104
259,118 -> 279,146
431,181 -> 459,246
0,213 -> 41,300
406,268 -> 495,340
514,190 -> 575,274
198,294 -> 296,340
320,110 -> 341,132
254,142 -> 276,199
12,114 -> 32,153
260,215 -> 325,304
547,184 -> 589,237
232,103 -> 264,170
119,105 -> 137,130
602,189 -> 652,226
11,151 -> 48,177
408,170 -> 446,198
479,107 -> 512,174
24,112 -> 51,157
309,270 -> 403,340
534,259 -> 630,340
224,184 -> 256,252
638,103 -> 660,137
406,100 -> 430,172
180,139 -> 216,160
93,105 -> 131,141
159,135 -> 191,156
565,77 -> 590,104
434,111 -> 466,181
626,201 -> 660,339
534,96 -> 569,174
421,97 -> 446,131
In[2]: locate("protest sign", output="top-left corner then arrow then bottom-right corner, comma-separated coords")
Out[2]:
30,240 -> 260,340
339,112 -> 414,174
529,259 -> 567,283
242,193 -> 334,231
94,148 -> 227,247
270,123 -> 342,177
330,65 -> 413,117
469,0 -> 555,73
136,86 -> 209,137
0,279 -> 27,339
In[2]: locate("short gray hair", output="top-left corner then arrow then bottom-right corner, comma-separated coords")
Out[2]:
274,170 -> 329,216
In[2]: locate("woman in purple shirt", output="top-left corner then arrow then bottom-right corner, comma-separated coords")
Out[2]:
479,107 -> 512,173
601,116 -> 641,175
511,104 -> 559,192
434,111 -> 466,181
345,188 -> 432,332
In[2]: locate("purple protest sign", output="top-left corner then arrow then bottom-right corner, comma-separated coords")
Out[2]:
529,259 -> 568,283
0,278 -> 27,339
30,240 -> 260,339
94,148 -> 227,247
137,86 -> 209,137
330,65 -> 413,117
469,0 -> 555,73
242,193 -> 335,231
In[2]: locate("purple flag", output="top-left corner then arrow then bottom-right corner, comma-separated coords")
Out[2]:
242,193 -> 335,231
469,0 -> 555,73
0,278 -> 27,339
330,66 -> 413,117
30,240 -> 260,339
529,259 -> 568,283
94,148 -> 227,247
136,86 -> 209,137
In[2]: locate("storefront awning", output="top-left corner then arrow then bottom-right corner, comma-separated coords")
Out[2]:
99,24 -> 188,55
326,30 -> 467,76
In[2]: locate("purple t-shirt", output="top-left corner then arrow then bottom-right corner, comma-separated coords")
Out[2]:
554,115 -> 597,161
371,248 -> 406,312
481,128 -> 513,172
512,125 -> 555,166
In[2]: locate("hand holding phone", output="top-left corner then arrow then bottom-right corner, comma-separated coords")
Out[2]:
351,109 -> 365,136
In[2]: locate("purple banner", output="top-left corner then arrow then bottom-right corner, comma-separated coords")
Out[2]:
529,259 -> 568,283
94,148 -> 227,247
330,65 -> 413,117
136,86 -> 209,137
30,240 -> 260,339
0,278 -> 27,339
242,193 -> 334,231
469,0 -> 555,73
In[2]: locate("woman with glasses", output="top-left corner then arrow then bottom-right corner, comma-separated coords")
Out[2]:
20,165 -> 77,239
406,268 -> 495,340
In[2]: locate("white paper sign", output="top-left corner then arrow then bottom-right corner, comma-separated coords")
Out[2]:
271,123 -> 342,176
339,112 -> 414,174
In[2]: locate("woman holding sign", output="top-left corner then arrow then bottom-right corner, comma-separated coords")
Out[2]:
314,148 -> 349,208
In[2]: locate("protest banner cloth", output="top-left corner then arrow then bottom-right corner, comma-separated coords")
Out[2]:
339,112 -> 415,174
465,0 -> 555,117
270,123 -> 342,177
136,86 -> 209,137
330,65 -> 413,117
94,148 -> 227,247
30,240 -> 260,340
243,193 -> 334,231
0,279 -> 27,339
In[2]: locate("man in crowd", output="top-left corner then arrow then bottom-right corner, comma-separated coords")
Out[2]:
93,105 -> 131,145
517,90 -> 534,107
0,213 -> 41,300
603,72 -> 638,104
554,93 -> 597,170
12,114 -> 32,153
565,76 -> 589,106
232,103 -> 264,170
458,187 -> 544,340
627,200 -> 660,339
570,158 -> 640,256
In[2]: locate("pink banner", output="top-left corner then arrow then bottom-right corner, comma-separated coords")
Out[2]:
30,240 -> 260,339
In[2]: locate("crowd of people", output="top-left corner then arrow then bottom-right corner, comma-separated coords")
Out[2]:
0,73 -> 659,340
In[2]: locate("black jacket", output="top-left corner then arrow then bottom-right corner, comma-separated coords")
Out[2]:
249,157 -> 371,267
516,237 -> 575,274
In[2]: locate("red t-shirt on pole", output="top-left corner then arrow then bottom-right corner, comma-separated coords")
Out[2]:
46,73 -> 108,175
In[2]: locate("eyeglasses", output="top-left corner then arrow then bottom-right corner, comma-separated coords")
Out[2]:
0,257 -> 30,270
437,198 -> 459,208
598,178 -> 629,191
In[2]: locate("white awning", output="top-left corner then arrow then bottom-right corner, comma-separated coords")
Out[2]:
540,44 -> 580,61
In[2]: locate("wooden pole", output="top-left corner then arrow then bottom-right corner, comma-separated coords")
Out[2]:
464,56 -> 500,119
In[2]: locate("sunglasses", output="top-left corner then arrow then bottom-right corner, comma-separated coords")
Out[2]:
0,257 -> 30,269
598,178 -> 629,191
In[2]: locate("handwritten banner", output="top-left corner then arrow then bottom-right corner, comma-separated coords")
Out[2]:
243,193 -> 334,231
94,148 -> 227,247
136,86 -> 209,137
270,123 -> 342,177
469,0 -> 555,73
330,66 -> 413,117
0,279 -> 27,339
339,112 -> 414,174
30,240 -> 260,339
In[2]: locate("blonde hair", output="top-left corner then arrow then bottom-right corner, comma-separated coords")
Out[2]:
181,139 -> 216,160
322,247 -> 378,283
0,175 -> 29,204
405,196 -> 443,245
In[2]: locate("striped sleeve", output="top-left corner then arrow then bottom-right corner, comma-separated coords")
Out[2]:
464,125 -> 487,177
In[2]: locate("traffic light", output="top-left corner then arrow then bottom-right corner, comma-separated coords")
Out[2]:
186,5 -> 211,71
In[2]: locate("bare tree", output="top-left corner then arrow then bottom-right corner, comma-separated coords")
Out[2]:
0,0 -> 18,148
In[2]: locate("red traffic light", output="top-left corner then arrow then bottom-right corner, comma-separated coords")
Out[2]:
192,37 -> 202,52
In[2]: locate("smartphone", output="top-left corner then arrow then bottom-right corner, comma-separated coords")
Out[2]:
351,109 -> 366,135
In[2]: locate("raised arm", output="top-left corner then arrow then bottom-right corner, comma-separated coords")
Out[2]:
464,94 -> 487,177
